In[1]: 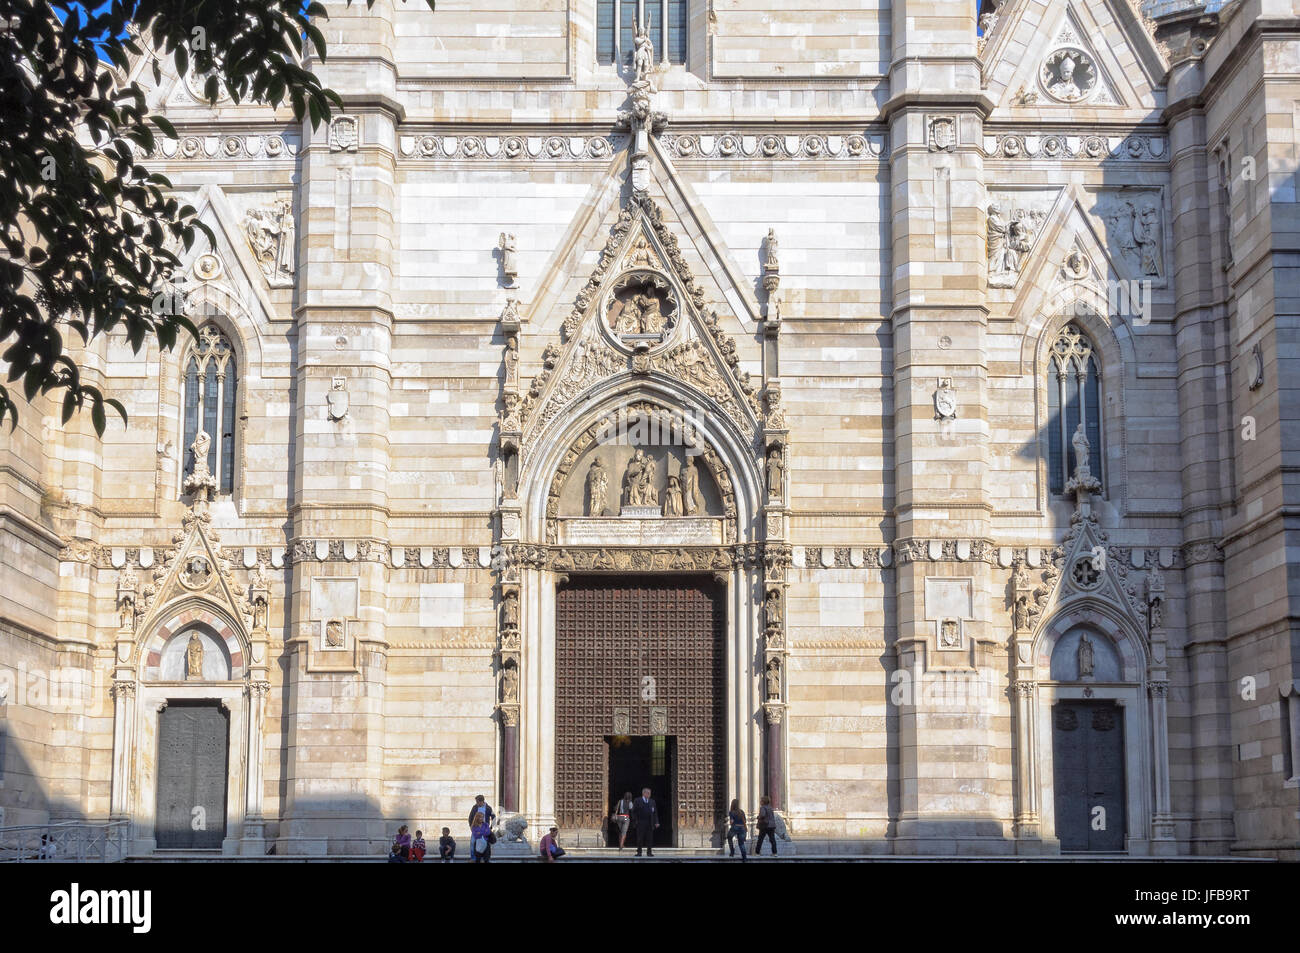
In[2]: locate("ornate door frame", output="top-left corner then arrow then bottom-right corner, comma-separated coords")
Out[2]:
509,380 -> 769,833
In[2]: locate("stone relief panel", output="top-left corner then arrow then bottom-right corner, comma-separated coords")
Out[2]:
986,191 -> 1055,288
1095,190 -> 1165,283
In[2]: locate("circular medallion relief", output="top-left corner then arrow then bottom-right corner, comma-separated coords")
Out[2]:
1040,48 -> 1097,103
601,269 -> 679,354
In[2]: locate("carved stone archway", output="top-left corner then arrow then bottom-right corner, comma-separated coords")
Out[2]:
501,378 -> 771,836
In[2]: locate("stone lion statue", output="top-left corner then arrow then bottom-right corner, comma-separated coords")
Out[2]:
499,813 -> 529,842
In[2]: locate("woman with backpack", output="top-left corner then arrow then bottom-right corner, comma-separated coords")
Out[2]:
755,795 -> 778,856
725,799 -> 748,861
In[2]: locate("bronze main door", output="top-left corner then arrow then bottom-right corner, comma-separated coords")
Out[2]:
555,575 -> 726,842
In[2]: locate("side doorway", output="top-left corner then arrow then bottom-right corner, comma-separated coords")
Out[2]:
1052,700 -> 1126,851
155,702 -> 229,849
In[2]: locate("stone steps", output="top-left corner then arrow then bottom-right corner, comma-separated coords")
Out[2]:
127,848 -> 1272,863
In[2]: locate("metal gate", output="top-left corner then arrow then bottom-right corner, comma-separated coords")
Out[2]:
155,702 -> 229,849
1052,700 -> 1126,851
555,576 -> 725,836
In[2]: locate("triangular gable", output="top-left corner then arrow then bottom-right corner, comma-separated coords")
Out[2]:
1004,183 -> 1168,340
1023,510 -> 1149,646
984,0 -> 1167,115
134,508 -> 252,645
517,141 -> 767,466
519,190 -> 762,462
171,185 -> 288,340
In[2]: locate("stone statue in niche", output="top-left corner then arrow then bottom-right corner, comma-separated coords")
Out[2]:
764,228 -> 780,271
623,449 -> 659,508
766,659 -> 782,700
498,232 -> 518,287
765,589 -> 782,630
185,632 -> 204,680
117,566 -> 138,630
766,448 -> 784,499
662,476 -> 684,517
1077,633 -> 1095,678
502,589 -> 519,630
681,456 -> 701,515
585,457 -> 609,516
1041,49 -> 1096,103
1013,595 -> 1029,633
501,664 -> 518,704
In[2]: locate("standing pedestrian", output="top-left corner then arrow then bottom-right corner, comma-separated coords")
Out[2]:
471,815 -> 493,864
755,795 -> 778,856
726,800 -> 748,861
612,790 -> 634,850
631,787 -> 659,857
467,795 -> 495,862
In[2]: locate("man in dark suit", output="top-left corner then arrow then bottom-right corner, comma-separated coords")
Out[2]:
631,787 -> 659,857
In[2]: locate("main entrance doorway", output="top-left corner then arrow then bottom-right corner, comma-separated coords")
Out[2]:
555,575 -> 726,845
1052,700 -> 1126,851
606,735 -> 676,846
155,702 -> 229,849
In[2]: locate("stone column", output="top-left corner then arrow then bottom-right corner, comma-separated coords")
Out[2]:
109,680 -> 136,819
280,0 -> 399,855
887,1 -> 1000,853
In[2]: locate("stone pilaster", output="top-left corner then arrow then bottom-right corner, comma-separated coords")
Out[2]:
279,0 -> 399,855
887,1 -> 1001,853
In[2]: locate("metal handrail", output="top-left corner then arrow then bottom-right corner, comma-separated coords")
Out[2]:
0,820 -> 131,863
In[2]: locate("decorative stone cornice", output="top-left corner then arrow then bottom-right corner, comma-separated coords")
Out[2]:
660,131 -> 885,161
147,132 -> 301,161
983,132 -> 1167,161
399,133 -> 622,161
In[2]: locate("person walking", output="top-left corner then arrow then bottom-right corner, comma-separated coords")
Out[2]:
612,790 -> 635,850
726,800 -> 748,861
467,795 -> 495,863
755,795 -> 778,857
631,787 -> 659,857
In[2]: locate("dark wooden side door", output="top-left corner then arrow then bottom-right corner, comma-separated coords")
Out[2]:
1052,700 -> 1126,851
155,702 -> 229,849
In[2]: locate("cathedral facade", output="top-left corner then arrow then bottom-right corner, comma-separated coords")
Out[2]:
1,0 -> 1298,858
